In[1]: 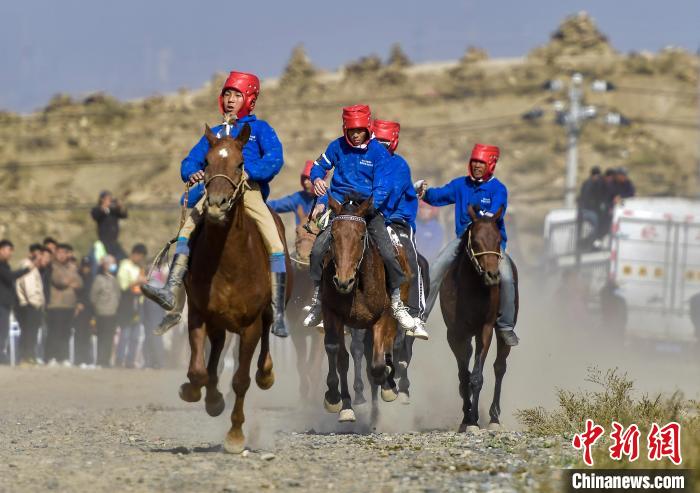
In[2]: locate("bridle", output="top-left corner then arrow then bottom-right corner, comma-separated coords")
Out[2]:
331,214 -> 368,279
204,161 -> 249,213
466,226 -> 502,276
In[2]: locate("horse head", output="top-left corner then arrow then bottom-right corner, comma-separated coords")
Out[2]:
327,194 -> 373,294
466,205 -> 503,286
202,123 -> 250,224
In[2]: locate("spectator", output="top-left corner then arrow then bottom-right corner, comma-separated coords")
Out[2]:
91,191 -> 128,260
116,243 -> 147,368
415,201 -> 444,263
42,237 -> 58,255
73,257 -> 96,367
141,266 -> 166,369
578,166 -> 609,249
36,244 -> 54,363
45,243 -> 83,366
613,167 -> 636,201
0,240 -> 30,364
90,255 -> 121,367
15,244 -> 46,365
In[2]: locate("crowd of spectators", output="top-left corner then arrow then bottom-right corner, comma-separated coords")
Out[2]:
577,166 -> 636,250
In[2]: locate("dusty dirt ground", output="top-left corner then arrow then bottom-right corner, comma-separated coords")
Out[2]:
0,365 -> 578,493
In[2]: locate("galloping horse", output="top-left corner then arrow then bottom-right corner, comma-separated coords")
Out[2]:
440,206 -> 518,432
179,124 -> 291,453
321,195 -> 406,422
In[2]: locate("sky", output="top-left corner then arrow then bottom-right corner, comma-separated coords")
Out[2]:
1,0 -> 698,113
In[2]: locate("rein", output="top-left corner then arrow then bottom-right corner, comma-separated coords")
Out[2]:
331,214 -> 369,279
466,227 -> 502,276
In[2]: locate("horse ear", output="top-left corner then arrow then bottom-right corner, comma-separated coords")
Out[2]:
204,124 -> 218,147
468,205 -> 478,222
236,123 -> 251,147
357,195 -> 374,217
493,206 -> 504,221
328,195 -> 342,215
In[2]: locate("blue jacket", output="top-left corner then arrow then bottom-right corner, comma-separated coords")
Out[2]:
423,176 -> 508,249
373,154 -> 418,231
180,115 -> 283,207
268,191 -> 327,224
310,138 -> 391,205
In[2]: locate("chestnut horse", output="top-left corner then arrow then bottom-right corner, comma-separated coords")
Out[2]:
321,195 -> 405,423
440,206 -> 518,432
179,124 -> 291,453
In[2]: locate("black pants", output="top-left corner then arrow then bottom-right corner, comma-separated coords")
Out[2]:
17,305 -> 42,361
73,308 -> 94,365
95,315 -> 117,367
310,213 -> 406,290
45,308 -> 74,362
0,305 -> 10,363
389,222 -> 425,318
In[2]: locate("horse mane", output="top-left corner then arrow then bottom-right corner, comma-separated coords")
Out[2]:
340,192 -> 368,214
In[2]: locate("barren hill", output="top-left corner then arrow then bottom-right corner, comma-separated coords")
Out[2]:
0,12 -> 698,260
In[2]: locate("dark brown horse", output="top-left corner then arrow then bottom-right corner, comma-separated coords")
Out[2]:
321,195 -> 405,423
179,123 -> 291,453
440,206 -> 518,432
287,207 -> 325,404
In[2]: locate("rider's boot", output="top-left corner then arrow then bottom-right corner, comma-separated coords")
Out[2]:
390,288 -> 415,331
303,281 -> 323,327
270,271 -> 289,338
498,329 -> 519,346
410,317 -> 429,341
142,254 -> 189,311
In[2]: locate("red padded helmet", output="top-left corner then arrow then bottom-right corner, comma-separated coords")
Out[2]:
218,71 -> 260,118
342,104 -> 372,146
372,119 -> 400,154
468,143 -> 500,181
301,159 -> 328,188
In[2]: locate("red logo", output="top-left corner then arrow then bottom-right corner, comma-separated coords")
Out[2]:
647,422 -> 682,465
572,419 -> 605,466
609,421 -> 641,461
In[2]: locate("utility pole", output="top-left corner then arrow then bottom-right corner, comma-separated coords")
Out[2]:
564,73 -> 584,209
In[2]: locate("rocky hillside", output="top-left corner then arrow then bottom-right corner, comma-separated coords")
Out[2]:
0,12 -> 697,260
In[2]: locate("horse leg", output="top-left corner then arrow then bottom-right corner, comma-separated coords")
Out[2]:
469,324 -> 494,428
351,328 -> 367,405
255,308 -> 275,390
447,328 -> 473,431
322,316 -> 342,413
179,311 -> 207,403
224,320 -> 259,454
204,328 -> 226,417
364,329 -> 380,428
337,330 -> 355,422
309,331 -> 325,401
488,337 -> 511,430
397,332 -> 414,404
291,322 -> 310,401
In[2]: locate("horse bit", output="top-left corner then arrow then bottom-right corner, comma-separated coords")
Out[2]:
466,227 -> 502,276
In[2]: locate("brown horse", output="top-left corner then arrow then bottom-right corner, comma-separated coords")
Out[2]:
179,123 -> 291,453
321,195 -> 405,423
440,206 -> 518,432
287,207 -> 325,404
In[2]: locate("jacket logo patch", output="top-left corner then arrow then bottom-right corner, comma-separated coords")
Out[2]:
359,159 -> 373,167
481,197 -> 491,205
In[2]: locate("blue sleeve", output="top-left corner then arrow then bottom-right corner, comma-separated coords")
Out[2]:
243,122 -> 284,183
310,141 -> 335,182
268,193 -> 300,214
371,157 -> 393,214
180,135 -> 210,182
423,179 -> 457,207
487,183 -> 508,216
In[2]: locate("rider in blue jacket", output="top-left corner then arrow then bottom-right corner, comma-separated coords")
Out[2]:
417,144 -> 519,346
142,71 -> 290,338
372,119 -> 429,341
268,161 -> 326,224
303,105 -> 414,331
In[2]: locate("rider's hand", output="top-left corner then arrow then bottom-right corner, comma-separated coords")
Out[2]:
313,178 -> 328,197
414,179 -> 428,199
188,170 -> 205,185
312,203 -> 326,219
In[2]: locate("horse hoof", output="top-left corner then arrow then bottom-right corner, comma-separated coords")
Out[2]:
398,392 -> 410,405
487,422 -> 502,432
464,425 -> 480,433
338,409 -> 356,422
223,432 -> 245,454
255,369 -> 275,390
205,394 -> 226,417
179,383 -> 201,403
353,395 -> 367,406
381,388 -> 398,402
323,398 -> 342,413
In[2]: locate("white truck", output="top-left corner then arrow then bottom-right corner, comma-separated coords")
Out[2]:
543,198 -> 700,344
